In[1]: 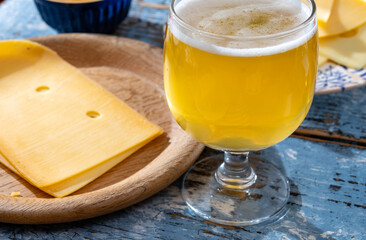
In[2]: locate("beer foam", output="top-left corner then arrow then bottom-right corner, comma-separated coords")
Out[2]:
170,0 -> 316,56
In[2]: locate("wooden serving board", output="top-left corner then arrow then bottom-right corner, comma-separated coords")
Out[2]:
0,34 -> 204,224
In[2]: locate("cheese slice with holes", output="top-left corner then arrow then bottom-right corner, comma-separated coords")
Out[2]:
0,40 -> 163,196
315,0 -> 334,23
318,0 -> 366,38
320,24 -> 366,68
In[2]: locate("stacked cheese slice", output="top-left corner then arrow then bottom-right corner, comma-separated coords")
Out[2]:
316,0 -> 366,68
0,40 -> 164,197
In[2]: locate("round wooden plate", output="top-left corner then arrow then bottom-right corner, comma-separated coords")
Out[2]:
0,34 -> 204,224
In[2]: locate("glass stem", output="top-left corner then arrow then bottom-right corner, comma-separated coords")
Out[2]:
215,151 -> 257,190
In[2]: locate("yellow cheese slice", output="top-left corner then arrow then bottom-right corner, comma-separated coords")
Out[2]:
318,0 -> 366,38
41,144 -> 140,197
0,139 -> 148,197
319,24 -> 366,68
318,55 -> 328,66
0,40 -> 163,191
315,0 -> 334,23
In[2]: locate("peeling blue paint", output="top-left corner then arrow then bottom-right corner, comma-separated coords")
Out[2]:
0,0 -> 365,239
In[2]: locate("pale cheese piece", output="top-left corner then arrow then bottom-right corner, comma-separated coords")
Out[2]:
0,137 -> 153,197
318,0 -> 366,38
319,24 -> 366,68
318,54 -> 328,66
0,40 -> 163,190
41,145 -> 140,197
10,192 -> 21,197
315,0 -> 334,23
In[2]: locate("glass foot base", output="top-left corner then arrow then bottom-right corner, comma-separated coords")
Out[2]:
182,155 -> 290,226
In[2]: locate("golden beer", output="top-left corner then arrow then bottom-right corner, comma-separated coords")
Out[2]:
164,0 -> 317,151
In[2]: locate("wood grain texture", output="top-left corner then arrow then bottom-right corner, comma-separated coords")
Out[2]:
0,34 -> 204,224
0,0 -> 365,239
1,138 -> 365,239
296,86 -> 366,148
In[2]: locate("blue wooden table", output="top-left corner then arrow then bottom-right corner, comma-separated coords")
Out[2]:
0,0 -> 365,239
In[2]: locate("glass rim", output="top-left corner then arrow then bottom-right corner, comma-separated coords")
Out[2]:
169,0 -> 317,41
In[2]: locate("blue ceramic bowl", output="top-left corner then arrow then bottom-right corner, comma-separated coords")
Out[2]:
34,0 -> 132,33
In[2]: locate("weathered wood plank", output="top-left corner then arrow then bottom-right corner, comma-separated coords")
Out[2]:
292,128 -> 366,149
0,0 -> 55,39
0,138 -> 364,239
299,86 -> 366,141
0,0 -> 365,239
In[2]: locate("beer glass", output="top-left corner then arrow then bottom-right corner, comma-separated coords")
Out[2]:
164,0 -> 318,225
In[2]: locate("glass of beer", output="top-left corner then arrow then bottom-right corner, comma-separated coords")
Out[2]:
164,0 -> 317,226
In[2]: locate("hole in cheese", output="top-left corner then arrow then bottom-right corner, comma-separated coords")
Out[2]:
86,111 -> 101,119
36,86 -> 50,92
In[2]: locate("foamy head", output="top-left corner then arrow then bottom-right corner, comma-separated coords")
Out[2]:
169,0 -> 316,56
